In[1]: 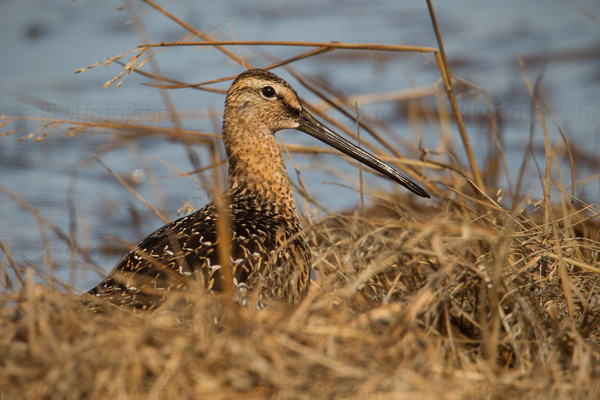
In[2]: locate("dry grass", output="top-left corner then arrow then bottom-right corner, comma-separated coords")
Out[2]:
1,192 -> 599,399
1,1 -> 599,399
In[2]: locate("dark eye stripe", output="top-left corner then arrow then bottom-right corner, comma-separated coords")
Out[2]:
283,103 -> 301,119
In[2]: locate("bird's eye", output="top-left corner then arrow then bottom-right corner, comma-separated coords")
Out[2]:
261,86 -> 277,99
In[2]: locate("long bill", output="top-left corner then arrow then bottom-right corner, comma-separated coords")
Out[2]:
298,109 -> 430,198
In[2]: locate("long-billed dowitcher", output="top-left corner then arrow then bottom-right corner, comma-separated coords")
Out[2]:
87,69 -> 429,309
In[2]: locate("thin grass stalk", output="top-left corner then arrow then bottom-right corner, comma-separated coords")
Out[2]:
138,40 -> 438,54
427,0 -> 484,194
209,142 -> 234,309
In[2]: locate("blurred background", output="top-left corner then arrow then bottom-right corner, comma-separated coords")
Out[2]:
0,0 -> 598,289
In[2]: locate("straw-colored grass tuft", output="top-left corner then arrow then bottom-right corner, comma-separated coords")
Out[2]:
2,190 -> 599,399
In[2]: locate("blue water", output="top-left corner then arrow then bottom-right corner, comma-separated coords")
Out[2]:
1,0 -> 598,290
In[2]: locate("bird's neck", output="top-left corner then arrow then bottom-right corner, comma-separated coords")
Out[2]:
222,117 -> 297,213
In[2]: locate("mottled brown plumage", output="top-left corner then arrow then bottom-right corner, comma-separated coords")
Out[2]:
87,69 -> 429,309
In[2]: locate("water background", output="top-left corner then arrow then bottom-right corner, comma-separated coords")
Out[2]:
1,0 -> 598,290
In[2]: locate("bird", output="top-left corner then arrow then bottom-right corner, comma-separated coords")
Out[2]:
86,69 -> 429,309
